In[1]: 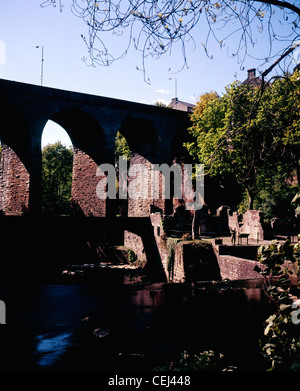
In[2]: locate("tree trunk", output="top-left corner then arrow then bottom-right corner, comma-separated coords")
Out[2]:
192,212 -> 196,239
247,188 -> 254,210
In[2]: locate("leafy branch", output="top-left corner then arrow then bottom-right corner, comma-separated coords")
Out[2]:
40,1 -> 300,82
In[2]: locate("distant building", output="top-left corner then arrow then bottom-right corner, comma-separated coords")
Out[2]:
242,68 -> 265,87
168,68 -> 265,112
168,98 -> 195,113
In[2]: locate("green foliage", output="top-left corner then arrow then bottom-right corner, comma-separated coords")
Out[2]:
255,237 -> 300,370
42,142 -> 73,216
153,101 -> 168,107
160,216 -> 172,237
254,170 -> 299,223
127,248 -> 137,263
192,91 -> 219,118
126,248 -> 144,267
256,238 -> 299,277
155,350 -> 227,371
186,72 -> 300,211
237,191 -> 249,215
237,163 -> 299,222
114,131 -> 130,164
166,237 -> 181,281
114,131 -> 131,197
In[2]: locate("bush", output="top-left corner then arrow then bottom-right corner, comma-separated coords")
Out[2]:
255,237 -> 300,370
155,350 -> 230,371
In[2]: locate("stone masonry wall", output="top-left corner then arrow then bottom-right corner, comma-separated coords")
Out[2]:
228,209 -> 265,240
150,213 -> 169,276
0,144 -> 29,215
173,240 -> 222,283
127,153 -> 165,217
124,213 -> 169,279
241,210 -> 264,240
149,213 -> 222,283
71,147 -> 106,216
124,231 -> 147,265
217,254 -> 297,281
126,211 -> 273,283
217,255 -> 261,280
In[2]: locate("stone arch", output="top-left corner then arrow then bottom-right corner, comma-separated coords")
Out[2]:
50,108 -> 108,217
118,118 -> 158,161
42,120 -> 72,148
169,122 -> 193,165
0,99 -> 30,215
50,108 -> 107,163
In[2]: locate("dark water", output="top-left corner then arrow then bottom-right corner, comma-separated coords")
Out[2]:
0,273 -> 272,371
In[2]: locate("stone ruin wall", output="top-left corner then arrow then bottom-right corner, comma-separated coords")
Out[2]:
228,209 -> 265,240
71,147 -> 106,217
0,144 -> 29,215
125,208 -> 268,283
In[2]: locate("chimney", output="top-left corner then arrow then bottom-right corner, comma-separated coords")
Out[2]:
171,97 -> 178,109
247,68 -> 256,80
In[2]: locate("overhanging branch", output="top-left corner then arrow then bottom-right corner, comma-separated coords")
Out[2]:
261,41 -> 300,79
252,0 -> 300,16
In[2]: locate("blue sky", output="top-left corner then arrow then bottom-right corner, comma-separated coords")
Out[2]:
0,0 -> 297,147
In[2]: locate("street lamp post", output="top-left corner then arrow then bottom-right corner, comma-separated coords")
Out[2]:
169,77 -> 178,109
36,45 -> 44,86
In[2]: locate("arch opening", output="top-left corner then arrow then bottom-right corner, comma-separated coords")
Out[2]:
109,130 -> 131,218
49,108 -> 107,217
42,120 -> 72,149
41,120 -> 73,216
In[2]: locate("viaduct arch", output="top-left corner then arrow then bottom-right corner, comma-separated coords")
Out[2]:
0,79 -> 191,281
0,79 -> 190,217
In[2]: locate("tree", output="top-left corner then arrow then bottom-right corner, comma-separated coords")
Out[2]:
251,70 -> 300,219
192,91 -> 219,117
42,142 -> 73,215
253,162 -> 298,223
153,100 -> 168,107
185,70 -> 300,210
41,1 -> 300,82
114,131 -> 131,164
186,82 -> 259,209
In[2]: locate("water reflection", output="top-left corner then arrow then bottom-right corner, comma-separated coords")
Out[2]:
130,283 -> 165,308
35,331 -> 72,367
243,288 -> 262,301
0,277 -> 273,371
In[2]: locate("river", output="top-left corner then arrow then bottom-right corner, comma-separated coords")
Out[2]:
0,270 -> 272,371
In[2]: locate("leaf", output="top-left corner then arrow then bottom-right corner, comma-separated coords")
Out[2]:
264,323 -> 272,335
266,314 -> 276,323
279,303 -> 291,311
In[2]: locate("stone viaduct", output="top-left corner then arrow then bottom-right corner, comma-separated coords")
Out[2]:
0,79 -> 190,217
0,79 -> 191,281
